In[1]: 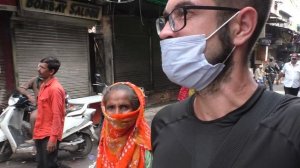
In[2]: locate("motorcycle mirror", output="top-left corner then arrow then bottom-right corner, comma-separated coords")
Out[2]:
95,73 -> 103,83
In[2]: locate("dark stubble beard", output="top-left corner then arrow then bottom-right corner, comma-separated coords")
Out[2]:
196,25 -> 234,96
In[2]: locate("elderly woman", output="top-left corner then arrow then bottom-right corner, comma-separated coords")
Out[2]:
96,82 -> 152,168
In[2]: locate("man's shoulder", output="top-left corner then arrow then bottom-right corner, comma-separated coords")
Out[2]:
19,76 -> 39,89
48,78 -> 65,94
277,96 -> 300,118
26,76 -> 39,85
262,94 -> 300,131
152,97 -> 192,128
50,78 -> 64,88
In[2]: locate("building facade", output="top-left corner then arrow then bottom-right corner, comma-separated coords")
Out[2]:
256,0 -> 300,66
0,0 -> 179,111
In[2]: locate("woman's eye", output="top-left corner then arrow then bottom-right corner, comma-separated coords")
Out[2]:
120,105 -> 129,111
106,106 -> 114,110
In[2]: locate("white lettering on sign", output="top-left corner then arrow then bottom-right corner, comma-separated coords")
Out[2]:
21,0 -> 102,20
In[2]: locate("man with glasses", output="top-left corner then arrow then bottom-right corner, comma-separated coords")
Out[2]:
151,0 -> 300,167
278,53 -> 300,96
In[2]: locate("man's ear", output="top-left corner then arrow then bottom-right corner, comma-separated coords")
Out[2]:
231,7 -> 257,46
49,69 -> 56,76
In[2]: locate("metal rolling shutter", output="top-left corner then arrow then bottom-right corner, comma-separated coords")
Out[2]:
13,19 -> 90,98
113,16 -> 151,89
113,16 -> 177,91
0,45 -> 7,110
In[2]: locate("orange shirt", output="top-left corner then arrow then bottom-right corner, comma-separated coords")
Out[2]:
33,77 -> 65,143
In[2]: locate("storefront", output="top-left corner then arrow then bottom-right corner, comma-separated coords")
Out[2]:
111,1 -> 177,88
266,24 -> 296,63
107,2 -> 179,104
0,0 -> 16,111
12,0 -> 102,98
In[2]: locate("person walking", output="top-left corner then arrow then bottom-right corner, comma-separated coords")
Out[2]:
265,57 -> 280,91
254,64 -> 265,86
278,53 -> 300,96
96,82 -> 152,168
151,0 -> 300,168
33,56 -> 66,168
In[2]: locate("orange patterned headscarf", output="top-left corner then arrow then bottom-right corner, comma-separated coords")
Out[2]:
96,82 -> 151,168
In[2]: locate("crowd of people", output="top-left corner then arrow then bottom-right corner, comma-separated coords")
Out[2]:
253,53 -> 300,96
17,0 -> 300,167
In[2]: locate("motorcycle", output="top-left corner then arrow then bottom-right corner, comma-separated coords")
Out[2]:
69,73 -> 107,140
0,91 -> 98,162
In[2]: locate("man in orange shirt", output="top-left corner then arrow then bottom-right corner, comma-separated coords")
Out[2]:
33,56 -> 65,168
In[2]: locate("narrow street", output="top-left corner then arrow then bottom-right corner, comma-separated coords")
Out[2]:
0,141 -> 99,168
0,103 -> 167,168
0,83 -> 297,168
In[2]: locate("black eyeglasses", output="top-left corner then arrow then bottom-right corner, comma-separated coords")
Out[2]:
156,6 -> 240,35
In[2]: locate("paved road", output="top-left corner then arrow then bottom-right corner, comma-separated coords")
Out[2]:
1,83 -> 297,168
0,105 -> 167,168
271,83 -> 300,96
0,141 -> 98,168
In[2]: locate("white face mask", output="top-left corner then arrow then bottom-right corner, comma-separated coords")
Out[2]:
160,12 -> 239,91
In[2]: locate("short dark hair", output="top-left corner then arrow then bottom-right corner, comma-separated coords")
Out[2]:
102,83 -> 140,111
40,56 -> 61,75
214,0 -> 272,63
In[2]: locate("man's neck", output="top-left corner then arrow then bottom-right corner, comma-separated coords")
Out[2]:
194,69 -> 258,121
43,76 -> 54,84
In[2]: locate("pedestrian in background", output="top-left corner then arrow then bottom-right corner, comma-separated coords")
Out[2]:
33,56 -> 66,168
254,64 -> 265,86
151,0 -> 300,167
177,87 -> 195,101
278,53 -> 300,96
265,56 -> 280,91
96,82 -> 151,168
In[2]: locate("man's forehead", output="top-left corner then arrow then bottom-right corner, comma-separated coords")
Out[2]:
165,0 -> 215,13
38,62 -> 48,68
290,53 -> 298,57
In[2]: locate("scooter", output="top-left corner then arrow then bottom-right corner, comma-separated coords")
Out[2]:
0,91 -> 98,162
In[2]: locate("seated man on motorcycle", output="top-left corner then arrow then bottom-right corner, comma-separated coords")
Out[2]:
96,82 -> 152,168
17,76 -> 43,142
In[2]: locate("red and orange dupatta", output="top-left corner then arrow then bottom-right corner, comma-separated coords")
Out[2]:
96,82 -> 151,168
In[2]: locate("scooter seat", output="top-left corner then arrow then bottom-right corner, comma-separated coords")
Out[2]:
66,108 -> 95,117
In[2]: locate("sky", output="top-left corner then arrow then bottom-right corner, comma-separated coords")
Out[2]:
289,0 -> 300,25
278,0 -> 300,28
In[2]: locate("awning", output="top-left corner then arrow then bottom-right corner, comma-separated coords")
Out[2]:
279,10 -> 292,18
267,24 -> 294,35
267,17 -> 286,24
269,12 -> 279,17
0,0 -> 16,11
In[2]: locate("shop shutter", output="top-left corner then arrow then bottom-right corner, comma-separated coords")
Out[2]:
113,16 -> 177,91
0,45 -> 7,110
13,19 -> 90,98
113,16 -> 152,89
